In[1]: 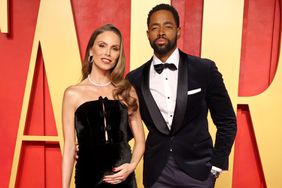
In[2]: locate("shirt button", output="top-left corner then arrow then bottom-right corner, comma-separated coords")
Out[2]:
168,97 -> 170,99
165,78 -> 168,80
170,148 -> 173,152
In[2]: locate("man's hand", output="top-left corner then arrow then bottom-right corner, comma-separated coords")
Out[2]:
74,143 -> 79,160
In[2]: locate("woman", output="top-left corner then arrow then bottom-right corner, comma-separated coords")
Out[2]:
62,24 -> 145,188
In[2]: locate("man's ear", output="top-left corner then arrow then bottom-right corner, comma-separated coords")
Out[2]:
177,27 -> 181,39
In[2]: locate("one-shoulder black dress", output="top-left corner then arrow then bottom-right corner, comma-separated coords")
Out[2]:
74,97 -> 137,188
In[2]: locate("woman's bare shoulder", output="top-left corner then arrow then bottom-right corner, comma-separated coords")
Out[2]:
63,81 -> 88,101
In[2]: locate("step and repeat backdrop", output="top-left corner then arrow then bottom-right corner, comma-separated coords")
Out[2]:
0,0 -> 281,187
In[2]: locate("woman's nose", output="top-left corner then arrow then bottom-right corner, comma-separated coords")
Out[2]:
105,48 -> 111,56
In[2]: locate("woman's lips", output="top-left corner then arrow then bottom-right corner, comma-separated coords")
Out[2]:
101,58 -> 111,63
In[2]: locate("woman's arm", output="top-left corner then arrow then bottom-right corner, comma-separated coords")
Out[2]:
127,88 -> 145,172
62,87 -> 77,188
104,87 -> 145,184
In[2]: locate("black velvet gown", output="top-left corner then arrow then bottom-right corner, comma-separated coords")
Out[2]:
74,96 -> 137,188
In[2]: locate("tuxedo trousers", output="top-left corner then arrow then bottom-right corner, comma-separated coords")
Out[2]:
148,155 -> 216,188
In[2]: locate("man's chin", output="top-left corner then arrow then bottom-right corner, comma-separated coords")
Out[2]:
154,48 -> 169,55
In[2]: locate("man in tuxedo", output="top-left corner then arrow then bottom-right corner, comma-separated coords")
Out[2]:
127,3 -> 237,188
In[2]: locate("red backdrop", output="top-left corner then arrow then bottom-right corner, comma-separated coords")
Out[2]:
0,0 -> 281,187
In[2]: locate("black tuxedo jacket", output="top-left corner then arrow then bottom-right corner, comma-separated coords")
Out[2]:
127,50 -> 236,187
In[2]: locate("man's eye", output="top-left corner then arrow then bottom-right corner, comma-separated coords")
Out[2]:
165,25 -> 173,29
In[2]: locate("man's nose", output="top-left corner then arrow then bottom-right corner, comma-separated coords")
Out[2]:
158,27 -> 165,37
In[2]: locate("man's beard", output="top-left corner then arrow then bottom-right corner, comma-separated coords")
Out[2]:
150,36 -> 177,55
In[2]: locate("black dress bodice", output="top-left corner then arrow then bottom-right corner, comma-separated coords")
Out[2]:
74,97 -> 136,188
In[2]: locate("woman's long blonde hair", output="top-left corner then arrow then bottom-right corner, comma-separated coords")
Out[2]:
81,24 -> 137,114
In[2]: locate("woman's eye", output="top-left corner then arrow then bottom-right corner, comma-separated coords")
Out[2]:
99,44 -> 105,48
112,47 -> 120,51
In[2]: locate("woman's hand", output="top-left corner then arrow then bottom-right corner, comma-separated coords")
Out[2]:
103,162 -> 136,184
103,87 -> 145,185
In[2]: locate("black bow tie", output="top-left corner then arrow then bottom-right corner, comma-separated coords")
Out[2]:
154,63 -> 177,74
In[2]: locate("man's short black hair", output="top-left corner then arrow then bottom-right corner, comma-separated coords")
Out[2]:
147,3 -> 180,28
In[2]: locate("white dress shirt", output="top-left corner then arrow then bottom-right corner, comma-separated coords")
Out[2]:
149,49 -> 179,130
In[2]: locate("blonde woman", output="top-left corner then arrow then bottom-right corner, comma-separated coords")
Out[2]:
62,24 -> 145,188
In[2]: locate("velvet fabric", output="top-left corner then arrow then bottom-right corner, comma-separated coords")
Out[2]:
74,97 -> 136,188
127,50 -> 236,187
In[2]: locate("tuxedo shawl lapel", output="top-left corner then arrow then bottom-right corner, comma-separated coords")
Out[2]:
141,60 -> 170,135
170,51 -> 188,135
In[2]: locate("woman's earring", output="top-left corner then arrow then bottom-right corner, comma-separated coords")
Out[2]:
88,55 -> 93,63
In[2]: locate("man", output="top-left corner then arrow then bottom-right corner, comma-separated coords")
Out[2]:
127,4 -> 237,188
